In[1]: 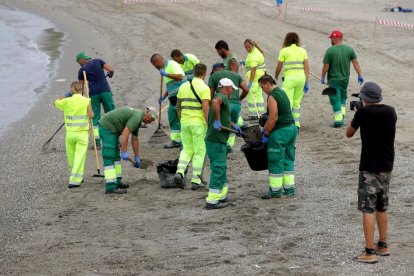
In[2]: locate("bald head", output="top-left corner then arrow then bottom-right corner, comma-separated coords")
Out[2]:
150,54 -> 166,69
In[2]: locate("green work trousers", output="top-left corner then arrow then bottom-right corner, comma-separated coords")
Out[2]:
228,102 -> 241,148
328,81 -> 348,126
177,123 -> 207,185
91,92 -> 115,145
65,130 -> 89,186
247,81 -> 265,117
168,101 -> 181,142
282,74 -> 306,128
205,140 -> 228,204
267,124 -> 297,196
99,127 -> 123,192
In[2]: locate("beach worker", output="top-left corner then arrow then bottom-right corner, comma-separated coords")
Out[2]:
55,81 -> 94,188
275,0 -> 284,18
321,30 -> 364,128
205,78 -> 242,209
76,51 -> 115,149
99,107 -> 157,194
170,49 -> 200,81
243,39 -> 266,120
259,74 -> 297,199
150,53 -> 187,149
174,63 -> 211,190
346,82 -> 397,263
209,63 -> 249,153
215,40 -> 239,73
275,32 -> 309,129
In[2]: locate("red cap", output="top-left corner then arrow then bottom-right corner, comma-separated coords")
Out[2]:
328,30 -> 343,38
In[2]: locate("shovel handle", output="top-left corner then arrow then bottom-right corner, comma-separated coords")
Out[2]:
221,126 -> 246,138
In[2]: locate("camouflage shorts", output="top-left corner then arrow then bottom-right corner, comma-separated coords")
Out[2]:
358,171 -> 391,214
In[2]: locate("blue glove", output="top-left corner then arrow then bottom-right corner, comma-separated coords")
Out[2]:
304,82 -> 309,94
158,95 -> 167,105
240,60 -> 246,66
159,68 -> 168,77
247,82 -> 253,89
213,119 -> 222,130
133,156 -> 141,168
64,91 -> 72,97
261,129 -> 269,143
358,75 -> 364,85
121,151 -> 129,161
232,124 -> 243,136
320,76 -> 326,84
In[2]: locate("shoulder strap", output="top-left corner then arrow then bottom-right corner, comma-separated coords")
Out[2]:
189,80 -> 202,104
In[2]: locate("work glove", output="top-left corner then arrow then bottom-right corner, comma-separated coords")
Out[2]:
304,82 -> 310,94
133,156 -> 141,168
247,82 -> 253,90
158,95 -> 167,105
232,124 -> 243,137
64,91 -> 72,97
320,76 -> 326,84
240,60 -> 246,66
357,75 -> 364,85
106,72 -> 113,78
213,119 -> 222,130
121,151 -> 129,161
261,129 -> 269,144
159,68 -> 168,77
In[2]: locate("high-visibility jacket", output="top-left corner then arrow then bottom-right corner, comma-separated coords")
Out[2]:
278,44 -> 308,77
245,47 -> 266,81
181,54 -> 200,80
164,59 -> 187,97
55,94 -> 90,131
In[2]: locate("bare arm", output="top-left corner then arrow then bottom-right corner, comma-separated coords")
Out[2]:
351,59 -> 362,76
210,87 -> 215,99
345,122 -> 357,138
202,99 -> 210,123
211,97 -> 223,120
275,61 -> 283,80
239,81 -> 249,101
165,73 -> 184,81
304,59 -> 309,81
87,103 -> 94,118
263,96 -> 278,136
321,64 -> 330,79
79,79 -> 85,95
230,59 -> 239,73
103,63 -> 114,76
120,127 -> 131,153
131,135 -> 140,157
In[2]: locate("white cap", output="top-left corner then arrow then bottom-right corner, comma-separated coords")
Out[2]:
146,106 -> 157,119
218,78 -> 239,90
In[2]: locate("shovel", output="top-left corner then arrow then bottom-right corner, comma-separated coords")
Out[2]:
149,76 -> 169,143
128,157 -> 154,169
41,122 -> 65,151
221,126 -> 246,139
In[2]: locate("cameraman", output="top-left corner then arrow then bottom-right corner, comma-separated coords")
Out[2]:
345,82 -> 397,264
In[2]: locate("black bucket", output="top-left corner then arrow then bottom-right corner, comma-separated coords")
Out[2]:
241,142 -> 268,171
156,159 -> 188,188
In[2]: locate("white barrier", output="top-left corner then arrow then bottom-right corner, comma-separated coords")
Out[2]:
376,19 -> 414,29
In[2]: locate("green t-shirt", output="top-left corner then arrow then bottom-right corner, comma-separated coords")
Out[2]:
268,87 -> 294,131
323,44 -> 357,85
223,53 -> 239,72
205,93 -> 231,144
208,70 -> 243,103
99,107 -> 144,136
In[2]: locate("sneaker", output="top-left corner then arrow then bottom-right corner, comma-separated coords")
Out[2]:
105,188 -> 127,194
68,184 -> 81,189
226,146 -> 233,155
330,122 -> 343,128
357,251 -> 378,263
118,183 -> 130,189
174,173 -> 185,189
374,244 -> 390,256
260,192 -> 282,199
205,202 -> 229,210
191,182 -> 205,190
164,141 -> 182,149
284,188 -> 296,197
219,197 -> 230,203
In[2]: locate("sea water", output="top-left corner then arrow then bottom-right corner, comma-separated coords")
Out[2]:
0,5 -> 63,136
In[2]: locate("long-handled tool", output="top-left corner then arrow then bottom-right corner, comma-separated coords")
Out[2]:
41,122 -> 65,151
241,62 -> 261,119
83,71 -> 104,177
309,71 -> 337,96
221,126 -> 246,139
149,76 -> 169,143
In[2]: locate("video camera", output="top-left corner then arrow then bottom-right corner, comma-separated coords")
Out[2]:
350,93 -> 363,111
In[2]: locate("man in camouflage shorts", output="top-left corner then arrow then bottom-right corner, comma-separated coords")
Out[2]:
346,82 -> 397,264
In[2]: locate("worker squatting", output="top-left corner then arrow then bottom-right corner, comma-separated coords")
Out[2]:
55,30 -> 364,209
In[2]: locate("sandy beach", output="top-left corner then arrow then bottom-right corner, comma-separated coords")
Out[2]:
0,0 -> 413,274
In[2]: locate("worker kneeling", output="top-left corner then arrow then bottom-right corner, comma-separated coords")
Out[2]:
99,107 -> 157,194
55,81 -> 94,188
259,75 -> 298,199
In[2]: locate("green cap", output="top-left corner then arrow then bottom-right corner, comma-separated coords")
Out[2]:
76,52 -> 91,62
